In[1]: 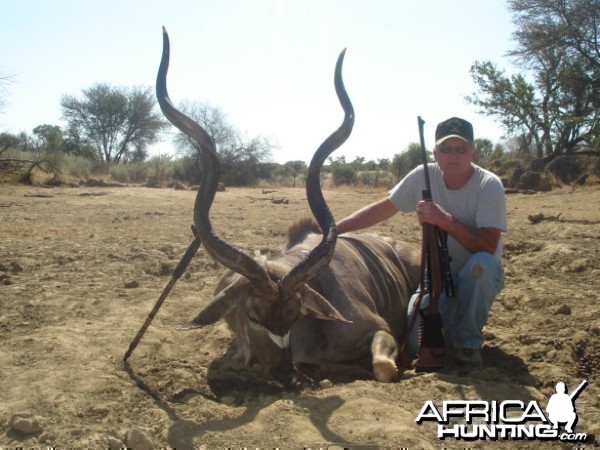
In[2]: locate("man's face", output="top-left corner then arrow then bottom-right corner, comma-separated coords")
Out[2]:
433,137 -> 476,177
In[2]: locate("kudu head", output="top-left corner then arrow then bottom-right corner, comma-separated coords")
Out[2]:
156,27 -> 354,351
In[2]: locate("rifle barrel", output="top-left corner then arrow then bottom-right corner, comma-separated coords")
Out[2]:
569,379 -> 588,400
418,116 -> 432,200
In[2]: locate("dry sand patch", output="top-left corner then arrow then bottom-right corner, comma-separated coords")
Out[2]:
0,185 -> 598,448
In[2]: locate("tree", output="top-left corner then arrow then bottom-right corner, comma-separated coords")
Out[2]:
16,132 -> 34,152
173,101 -> 236,152
0,131 -> 59,182
0,73 -> 14,114
61,83 -> 166,165
173,100 -> 274,186
392,143 -> 423,181
474,138 -> 494,165
509,0 -> 600,154
350,156 -> 366,170
32,125 -> 64,153
282,160 -> 307,187
467,0 -> 600,164
0,133 -> 19,154
331,163 -> 357,186
377,158 -> 391,171
61,126 -> 96,158
509,0 -> 600,77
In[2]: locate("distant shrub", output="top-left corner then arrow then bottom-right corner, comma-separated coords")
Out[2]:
172,155 -> 201,185
62,155 -> 94,179
148,154 -> 174,183
485,153 -> 526,179
331,164 -> 357,186
357,170 -> 395,189
109,162 -> 148,183
16,168 -> 34,184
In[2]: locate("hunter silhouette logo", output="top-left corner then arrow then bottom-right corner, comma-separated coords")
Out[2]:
416,379 -> 589,442
546,379 -> 587,434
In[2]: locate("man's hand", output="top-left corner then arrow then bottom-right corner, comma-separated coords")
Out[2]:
417,200 -> 501,255
416,200 -> 450,227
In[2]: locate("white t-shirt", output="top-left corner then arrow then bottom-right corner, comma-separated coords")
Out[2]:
388,163 -> 507,274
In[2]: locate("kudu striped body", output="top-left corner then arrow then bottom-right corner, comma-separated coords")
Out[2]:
156,28 -> 420,383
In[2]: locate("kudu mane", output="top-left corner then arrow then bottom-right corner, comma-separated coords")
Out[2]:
286,218 -> 322,249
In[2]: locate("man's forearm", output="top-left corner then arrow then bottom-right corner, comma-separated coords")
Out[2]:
337,197 -> 398,235
441,214 -> 500,255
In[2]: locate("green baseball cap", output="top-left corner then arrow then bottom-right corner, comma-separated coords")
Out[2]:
435,117 -> 474,146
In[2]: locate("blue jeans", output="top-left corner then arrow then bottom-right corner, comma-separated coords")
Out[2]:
407,252 -> 505,358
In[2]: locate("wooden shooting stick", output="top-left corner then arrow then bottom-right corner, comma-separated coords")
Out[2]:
123,226 -> 201,362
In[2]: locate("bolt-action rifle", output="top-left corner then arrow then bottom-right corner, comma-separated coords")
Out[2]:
415,116 -> 455,371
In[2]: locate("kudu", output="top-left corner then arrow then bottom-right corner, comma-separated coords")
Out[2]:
156,28 -> 420,383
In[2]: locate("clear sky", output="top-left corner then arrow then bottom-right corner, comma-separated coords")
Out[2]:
1,0 -> 517,164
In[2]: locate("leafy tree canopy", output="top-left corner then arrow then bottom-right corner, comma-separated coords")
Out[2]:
173,100 -> 274,186
467,0 -> 600,163
392,143 -> 423,181
61,83 -> 167,165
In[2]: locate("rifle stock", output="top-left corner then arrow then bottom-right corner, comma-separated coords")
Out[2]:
422,222 -> 443,315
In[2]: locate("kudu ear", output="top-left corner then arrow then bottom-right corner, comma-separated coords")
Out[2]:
179,279 -> 252,330
300,285 -> 353,323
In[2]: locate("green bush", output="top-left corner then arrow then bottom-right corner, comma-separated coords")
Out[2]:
331,164 -> 357,186
485,153 -> 526,178
357,170 -> 395,189
16,168 -> 34,184
148,154 -> 174,183
62,155 -> 94,179
109,162 -> 149,183
172,155 -> 201,185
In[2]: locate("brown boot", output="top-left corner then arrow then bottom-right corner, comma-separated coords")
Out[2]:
415,346 -> 444,372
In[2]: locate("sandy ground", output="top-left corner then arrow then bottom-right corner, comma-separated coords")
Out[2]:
0,184 -> 598,448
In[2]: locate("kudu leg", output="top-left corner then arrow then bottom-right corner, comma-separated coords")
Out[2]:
371,330 -> 400,383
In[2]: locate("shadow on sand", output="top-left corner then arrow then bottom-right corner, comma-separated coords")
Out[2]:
124,343 -> 538,448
